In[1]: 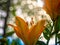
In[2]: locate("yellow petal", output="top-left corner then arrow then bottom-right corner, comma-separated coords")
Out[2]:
15,16 -> 30,44
8,24 -> 29,45
43,0 -> 60,19
8,24 -> 22,39
15,16 -> 29,37
14,26 -> 29,44
28,19 -> 45,45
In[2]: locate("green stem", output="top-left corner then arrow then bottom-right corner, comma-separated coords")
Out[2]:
47,38 -> 50,45
55,34 -> 57,45
58,39 -> 60,45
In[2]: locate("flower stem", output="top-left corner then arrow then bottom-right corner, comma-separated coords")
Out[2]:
55,34 -> 57,45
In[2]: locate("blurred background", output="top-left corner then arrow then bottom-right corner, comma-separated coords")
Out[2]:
0,0 -> 60,45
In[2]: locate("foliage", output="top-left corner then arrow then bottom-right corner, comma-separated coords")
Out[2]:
5,31 -> 14,37
0,0 -> 8,10
43,0 -> 60,45
36,41 -> 47,45
43,22 -> 53,40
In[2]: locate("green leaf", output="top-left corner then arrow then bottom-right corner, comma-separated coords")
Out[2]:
5,31 -> 14,37
43,28 -> 50,40
52,16 -> 60,34
57,34 -> 60,39
11,40 -> 17,45
43,21 -> 53,40
55,16 -> 60,31
36,41 -> 47,45
43,32 -> 50,40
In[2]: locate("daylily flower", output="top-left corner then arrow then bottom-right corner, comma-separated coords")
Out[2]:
8,16 -> 45,45
43,0 -> 60,20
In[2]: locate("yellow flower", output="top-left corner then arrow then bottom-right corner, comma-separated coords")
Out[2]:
8,16 -> 45,45
43,0 -> 60,20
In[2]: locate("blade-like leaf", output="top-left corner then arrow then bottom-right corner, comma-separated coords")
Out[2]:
36,41 -> 47,45
52,16 -> 60,35
43,28 -> 51,40
5,31 -> 14,37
